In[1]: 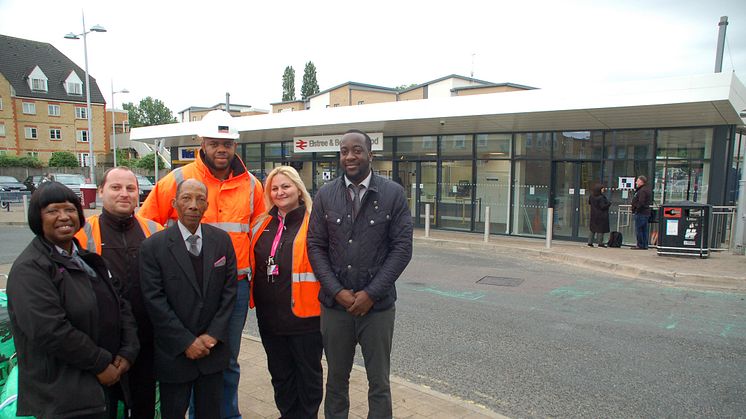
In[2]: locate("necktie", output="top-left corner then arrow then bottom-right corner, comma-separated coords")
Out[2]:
187,234 -> 200,256
350,184 -> 364,219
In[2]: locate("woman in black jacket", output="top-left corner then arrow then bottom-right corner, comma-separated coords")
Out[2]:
588,183 -> 611,247
7,182 -> 139,419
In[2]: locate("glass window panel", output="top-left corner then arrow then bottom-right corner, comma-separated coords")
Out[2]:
265,142 -> 283,160
439,160 -> 472,231
373,160 -> 393,181
440,135 -> 473,158
397,136 -> 438,159
512,160 -> 550,236
657,128 -> 712,159
284,141 -> 312,161
605,130 -> 655,160
603,159 -> 655,242
654,159 -> 709,204
555,131 -> 603,159
474,160 -> 511,234
244,143 -> 261,160
476,133 -> 511,159
515,132 -> 551,159
372,137 -> 393,159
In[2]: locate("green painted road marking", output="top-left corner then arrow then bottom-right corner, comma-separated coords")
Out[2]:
402,284 -> 486,301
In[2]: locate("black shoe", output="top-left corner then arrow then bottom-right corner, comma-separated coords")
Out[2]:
598,244 -> 607,248
587,243 -> 594,247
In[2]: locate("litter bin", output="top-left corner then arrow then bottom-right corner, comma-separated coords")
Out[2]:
80,184 -> 97,209
657,201 -> 711,258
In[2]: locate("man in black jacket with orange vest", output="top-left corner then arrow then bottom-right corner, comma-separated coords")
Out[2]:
75,167 -> 163,417
307,130 -> 413,419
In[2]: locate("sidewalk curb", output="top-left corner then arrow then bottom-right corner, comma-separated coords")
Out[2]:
415,237 -> 746,292
243,334 -> 507,418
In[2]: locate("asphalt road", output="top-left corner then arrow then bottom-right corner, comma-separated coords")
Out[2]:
0,225 -> 33,265
247,241 -> 746,418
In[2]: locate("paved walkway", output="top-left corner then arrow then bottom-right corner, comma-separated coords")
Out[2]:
416,229 -> 746,291
238,336 -> 504,418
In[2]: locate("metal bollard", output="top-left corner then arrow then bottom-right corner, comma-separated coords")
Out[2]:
546,207 -> 553,249
23,194 -> 29,223
425,203 -> 430,238
484,206 -> 490,242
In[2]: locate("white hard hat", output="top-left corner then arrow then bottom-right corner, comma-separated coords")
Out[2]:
197,110 -> 239,140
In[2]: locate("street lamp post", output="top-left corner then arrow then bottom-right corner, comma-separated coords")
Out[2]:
65,11 -> 106,183
111,82 -> 129,167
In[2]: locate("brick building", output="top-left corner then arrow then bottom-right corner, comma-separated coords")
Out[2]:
0,34 -> 107,166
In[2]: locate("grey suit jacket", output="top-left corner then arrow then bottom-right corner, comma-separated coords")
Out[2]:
139,223 -> 237,383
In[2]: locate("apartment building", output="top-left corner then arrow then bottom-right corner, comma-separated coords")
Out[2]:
0,34 -> 107,166
270,75 -> 535,112
178,103 -> 268,122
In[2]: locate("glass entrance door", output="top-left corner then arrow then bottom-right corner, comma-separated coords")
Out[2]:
397,161 -> 437,227
553,161 -> 602,240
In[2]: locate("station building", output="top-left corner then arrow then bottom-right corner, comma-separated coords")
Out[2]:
132,72 -> 746,242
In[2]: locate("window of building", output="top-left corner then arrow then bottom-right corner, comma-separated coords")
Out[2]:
358,100 -> 364,105
23,102 -> 36,114
0,124 -> 5,136
48,104 -> 61,116
31,78 -> 48,92
191,116 -> 198,121
476,133 -> 512,159
77,130 -> 89,142
25,127 -> 38,139
515,132 -> 552,159
0,96 -> 3,110
50,129 -> 62,140
78,153 -> 90,167
27,151 -> 39,159
75,107 -> 88,119
67,82 -> 82,95
441,135 -> 472,157
0,150 -> 7,156
555,131 -> 603,160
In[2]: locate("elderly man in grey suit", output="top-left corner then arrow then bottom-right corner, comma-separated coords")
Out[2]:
140,179 -> 237,418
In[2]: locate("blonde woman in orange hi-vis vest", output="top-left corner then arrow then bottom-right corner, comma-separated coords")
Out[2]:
138,110 -> 265,418
249,165 -> 322,418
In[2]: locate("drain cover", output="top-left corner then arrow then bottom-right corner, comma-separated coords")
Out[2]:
477,276 -> 524,287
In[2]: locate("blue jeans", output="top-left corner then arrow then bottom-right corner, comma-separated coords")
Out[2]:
191,278 -> 249,419
635,213 -> 649,249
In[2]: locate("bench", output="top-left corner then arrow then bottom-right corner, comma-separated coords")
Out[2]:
0,191 -> 31,211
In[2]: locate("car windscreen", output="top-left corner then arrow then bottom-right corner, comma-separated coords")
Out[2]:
55,175 -> 85,185
0,176 -> 19,182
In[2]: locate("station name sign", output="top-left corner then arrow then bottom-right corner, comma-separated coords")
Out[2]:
293,133 -> 384,153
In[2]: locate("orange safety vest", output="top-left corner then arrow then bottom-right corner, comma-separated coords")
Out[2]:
248,211 -> 320,318
138,151 -> 265,278
75,214 -> 163,254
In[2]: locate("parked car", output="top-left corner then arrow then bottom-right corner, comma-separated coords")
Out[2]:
136,174 -> 154,203
49,174 -> 86,198
0,176 -> 27,192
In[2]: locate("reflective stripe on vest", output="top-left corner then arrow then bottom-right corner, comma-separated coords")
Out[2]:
206,222 -> 250,233
292,272 -> 318,283
172,167 -> 185,186
82,222 -> 97,253
142,218 -> 161,235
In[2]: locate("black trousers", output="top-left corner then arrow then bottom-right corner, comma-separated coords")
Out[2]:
109,343 -> 156,419
259,329 -> 324,419
160,372 -> 223,419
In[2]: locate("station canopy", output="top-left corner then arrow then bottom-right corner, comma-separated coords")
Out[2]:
132,72 -> 746,148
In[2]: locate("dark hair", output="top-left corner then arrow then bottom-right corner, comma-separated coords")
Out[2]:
591,182 -> 604,197
27,181 -> 85,237
637,175 -> 647,184
100,166 -> 136,189
343,129 -> 372,152
175,178 -> 208,199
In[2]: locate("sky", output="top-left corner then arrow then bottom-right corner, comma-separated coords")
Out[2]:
1,0 -> 745,116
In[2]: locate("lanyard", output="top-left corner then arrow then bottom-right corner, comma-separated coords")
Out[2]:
269,215 -> 285,259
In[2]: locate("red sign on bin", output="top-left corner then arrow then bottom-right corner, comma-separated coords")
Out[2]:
663,207 -> 682,218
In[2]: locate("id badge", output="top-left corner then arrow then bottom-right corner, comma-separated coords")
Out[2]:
267,264 -> 279,276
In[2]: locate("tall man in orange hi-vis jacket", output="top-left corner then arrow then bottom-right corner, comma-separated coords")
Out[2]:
139,110 -> 265,418
75,166 -> 163,418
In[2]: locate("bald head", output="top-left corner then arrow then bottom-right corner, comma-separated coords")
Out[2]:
176,178 -> 208,199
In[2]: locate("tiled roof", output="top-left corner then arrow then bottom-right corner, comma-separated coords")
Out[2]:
0,34 -> 105,104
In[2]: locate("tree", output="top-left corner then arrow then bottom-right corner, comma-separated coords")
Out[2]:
0,155 -> 42,168
135,153 -> 167,169
301,61 -> 320,100
123,97 -> 177,128
282,66 -> 296,101
394,83 -> 418,91
48,151 -> 79,168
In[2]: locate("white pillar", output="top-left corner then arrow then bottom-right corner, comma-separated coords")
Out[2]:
425,203 -> 430,238
484,206 -> 490,242
546,208 -> 553,249
22,194 -> 29,223
734,179 -> 746,255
